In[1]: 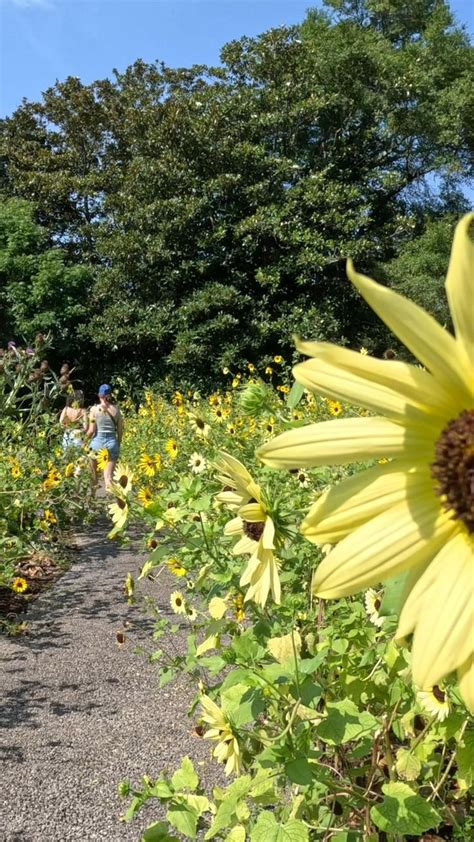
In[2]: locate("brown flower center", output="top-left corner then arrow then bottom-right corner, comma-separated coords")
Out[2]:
243,521 -> 265,541
432,685 -> 445,703
431,409 -> 474,533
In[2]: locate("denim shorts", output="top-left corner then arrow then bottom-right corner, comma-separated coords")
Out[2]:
90,435 -> 120,461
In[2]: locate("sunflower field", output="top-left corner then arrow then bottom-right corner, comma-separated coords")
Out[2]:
106,217 -> 474,842
0,338 -> 92,625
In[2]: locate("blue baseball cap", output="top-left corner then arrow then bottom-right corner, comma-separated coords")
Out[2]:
98,383 -> 112,396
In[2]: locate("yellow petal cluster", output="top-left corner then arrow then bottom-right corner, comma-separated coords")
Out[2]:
258,214 -> 474,711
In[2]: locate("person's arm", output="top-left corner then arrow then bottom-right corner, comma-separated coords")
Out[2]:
116,409 -> 124,444
86,407 -> 97,439
81,409 -> 89,431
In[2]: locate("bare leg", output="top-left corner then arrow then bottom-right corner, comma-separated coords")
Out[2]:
104,459 -> 116,491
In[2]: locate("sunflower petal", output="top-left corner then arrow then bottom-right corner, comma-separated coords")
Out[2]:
409,532 -> 474,689
295,340 -> 459,419
312,495 -> 456,598
445,213 -> 474,370
258,417 -> 433,470
347,260 -> 472,400
302,464 -> 433,544
238,503 -> 266,522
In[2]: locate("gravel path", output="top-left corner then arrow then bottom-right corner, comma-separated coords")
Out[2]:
0,516 -> 213,841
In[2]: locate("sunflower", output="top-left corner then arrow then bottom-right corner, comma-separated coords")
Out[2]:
165,438 -> 178,459
189,413 -> 210,439
273,355 -> 284,364
364,588 -> 385,628
200,694 -> 241,776
95,449 -> 110,471
258,214 -> 474,711
43,467 -> 61,489
170,591 -> 186,615
65,462 -> 75,478
12,577 -> 28,593
265,366 -> 274,376
44,509 -> 57,525
113,462 -> 134,494
216,452 -> 281,607
167,558 -> 187,577
295,468 -> 310,488
185,604 -> 197,621
226,423 -> 237,436
154,454 -> 162,471
108,497 -> 128,533
417,686 -> 450,722
137,487 -> 153,507
328,399 -> 343,416
189,452 -> 207,474
138,453 -> 155,477
11,462 -> 22,479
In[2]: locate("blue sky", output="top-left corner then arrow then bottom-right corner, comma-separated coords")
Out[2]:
1,0 -> 472,117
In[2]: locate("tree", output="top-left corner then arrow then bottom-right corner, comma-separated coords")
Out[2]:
0,1 -> 472,384
0,198 -> 92,358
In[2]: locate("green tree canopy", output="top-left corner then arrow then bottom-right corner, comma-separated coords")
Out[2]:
0,0 -> 471,384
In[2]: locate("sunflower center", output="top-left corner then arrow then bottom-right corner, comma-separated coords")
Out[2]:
119,475 -> 129,488
243,521 -> 265,541
432,685 -> 446,703
431,409 -> 474,533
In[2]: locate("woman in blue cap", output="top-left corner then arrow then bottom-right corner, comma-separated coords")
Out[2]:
87,384 -> 124,490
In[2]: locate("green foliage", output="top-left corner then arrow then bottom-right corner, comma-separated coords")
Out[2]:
0,198 -> 92,357
1,1 -> 472,383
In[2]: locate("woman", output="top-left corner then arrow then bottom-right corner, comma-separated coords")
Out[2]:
87,384 -> 123,490
59,390 -> 88,451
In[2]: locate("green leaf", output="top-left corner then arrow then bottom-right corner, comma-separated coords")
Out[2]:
221,683 -> 265,728
250,811 -> 308,842
225,827 -> 246,842
171,757 -> 199,792
370,782 -> 442,835
205,777 -> 252,839
456,729 -> 474,789
150,780 -> 174,799
395,749 -> 422,781
142,821 -> 180,842
379,570 -> 412,618
285,757 -> 314,786
287,382 -> 304,410
316,699 -> 377,745
167,802 -> 199,839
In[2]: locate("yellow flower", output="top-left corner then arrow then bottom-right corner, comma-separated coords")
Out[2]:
108,497 -> 128,533
258,214 -> 474,711
417,686 -> 450,722
137,487 -> 153,507
12,577 -> 28,593
165,438 -> 178,459
212,406 -> 228,423
364,588 -> 384,628
273,355 -> 284,364
11,461 -> 22,479
248,363 -> 255,372
265,366 -> 274,375
65,462 -> 75,477
189,413 -> 210,438
170,591 -> 186,614
95,449 -> 109,471
200,694 -> 241,776
226,423 -> 236,436
43,468 -> 61,489
328,399 -> 343,416
233,593 -> 245,622
222,367 -> 230,375
167,558 -> 187,577
185,603 -> 197,621
218,453 -> 280,607
138,453 -> 155,477
44,509 -> 57,525
154,454 -> 162,471
113,462 -> 134,494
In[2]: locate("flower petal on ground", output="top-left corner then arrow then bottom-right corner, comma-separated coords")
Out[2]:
445,212 -> 474,371
294,340 -> 460,420
258,417 -> 433,469
347,260 -> 472,401
302,464 -> 433,544
409,532 -> 474,689
312,496 -> 456,598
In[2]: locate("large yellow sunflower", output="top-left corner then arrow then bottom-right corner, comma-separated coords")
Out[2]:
258,214 -> 474,711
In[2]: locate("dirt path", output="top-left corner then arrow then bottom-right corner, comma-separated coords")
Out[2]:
0,518 -> 210,841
